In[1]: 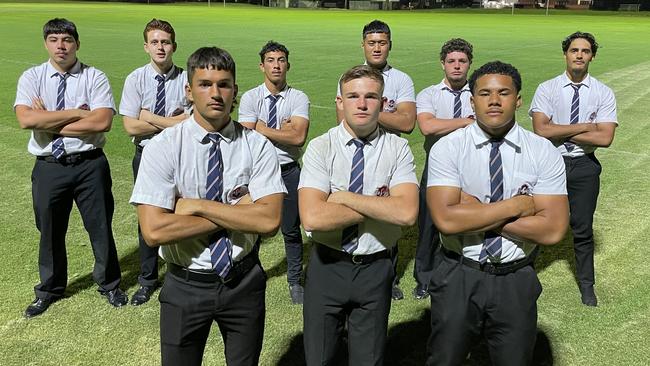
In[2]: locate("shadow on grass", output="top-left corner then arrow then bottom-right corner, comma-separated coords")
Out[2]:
64,247 -> 142,297
274,309 -> 553,366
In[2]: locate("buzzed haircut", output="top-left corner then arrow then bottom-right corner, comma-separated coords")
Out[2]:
259,41 -> 290,63
143,18 -> 176,44
468,61 -> 522,94
43,18 -> 79,43
362,19 -> 391,40
187,46 -> 236,85
562,31 -> 599,56
339,65 -> 385,94
440,38 -> 473,63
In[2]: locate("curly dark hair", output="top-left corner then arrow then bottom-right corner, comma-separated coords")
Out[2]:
259,40 -> 289,63
562,31 -> 598,55
440,38 -> 473,63
468,61 -> 521,94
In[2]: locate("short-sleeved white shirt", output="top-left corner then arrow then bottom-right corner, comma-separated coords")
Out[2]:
299,124 -> 418,255
416,80 -> 473,154
337,64 -> 415,114
14,60 -> 116,156
238,83 -> 310,165
427,122 -> 567,263
119,63 -> 188,147
129,116 -> 287,271
529,72 -> 618,157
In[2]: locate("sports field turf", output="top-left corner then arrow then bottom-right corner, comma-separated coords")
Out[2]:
0,2 -> 649,365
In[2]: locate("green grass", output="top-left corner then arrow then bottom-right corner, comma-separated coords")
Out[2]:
1,2 -> 649,365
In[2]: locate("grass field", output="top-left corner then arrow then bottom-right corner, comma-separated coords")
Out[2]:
1,2 -> 649,365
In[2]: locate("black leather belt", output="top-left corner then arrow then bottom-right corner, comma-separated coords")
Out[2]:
168,251 -> 259,284
441,247 -> 534,275
281,161 -> 299,172
316,243 -> 391,265
37,148 -> 103,165
563,152 -> 594,161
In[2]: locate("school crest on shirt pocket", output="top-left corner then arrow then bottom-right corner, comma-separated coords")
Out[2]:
512,173 -> 537,198
228,184 -> 249,202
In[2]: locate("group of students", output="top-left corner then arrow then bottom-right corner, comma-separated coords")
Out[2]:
14,15 -> 617,366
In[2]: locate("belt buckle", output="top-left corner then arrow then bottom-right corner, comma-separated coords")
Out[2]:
351,255 -> 363,264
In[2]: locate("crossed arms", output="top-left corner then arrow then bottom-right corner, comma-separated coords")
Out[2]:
240,116 -> 309,147
298,183 -> 418,233
16,98 -> 113,135
531,112 -> 616,148
427,187 -> 569,246
137,193 -> 284,247
123,110 -> 188,137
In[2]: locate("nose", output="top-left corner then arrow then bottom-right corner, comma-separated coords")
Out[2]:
356,96 -> 368,110
487,92 -> 500,106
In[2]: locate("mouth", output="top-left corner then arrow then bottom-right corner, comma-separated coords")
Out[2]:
486,110 -> 502,116
208,102 -> 224,110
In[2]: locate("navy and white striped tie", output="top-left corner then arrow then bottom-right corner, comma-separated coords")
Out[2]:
267,94 -> 280,129
341,139 -> 366,254
154,74 -> 166,116
479,139 -> 504,263
444,87 -> 463,118
564,83 -> 582,152
206,133 -> 232,277
52,73 -> 68,159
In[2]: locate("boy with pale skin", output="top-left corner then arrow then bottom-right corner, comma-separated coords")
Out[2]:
301,65 -> 418,365
131,47 -> 285,365
530,31 -> 617,306
120,18 -> 189,306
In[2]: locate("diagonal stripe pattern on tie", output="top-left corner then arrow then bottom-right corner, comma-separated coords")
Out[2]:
206,133 -> 233,277
444,87 -> 463,118
154,74 -> 166,116
52,73 -> 69,159
479,139 -> 504,264
267,94 -> 280,129
341,139 -> 366,254
564,83 -> 582,152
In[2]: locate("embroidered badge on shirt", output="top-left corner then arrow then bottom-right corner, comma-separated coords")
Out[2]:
228,184 -> 249,202
375,185 -> 390,197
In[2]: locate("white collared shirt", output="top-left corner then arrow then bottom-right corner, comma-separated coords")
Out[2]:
529,72 -> 618,157
119,63 -> 188,147
428,122 -> 567,262
416,80 -> 473,153
337,63 -> 415,114
14,60 -> 116,156
299,124 -> 418,255
129,116 -> 287,271
238,83 -> 310,165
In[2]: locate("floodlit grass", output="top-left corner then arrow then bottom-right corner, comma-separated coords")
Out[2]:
1,2 -> 649,365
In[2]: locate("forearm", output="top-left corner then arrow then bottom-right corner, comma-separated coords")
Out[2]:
532,114 -> 595,140
569,123 -> 615,147
138,206 -> 219,247
300,201 -> 364,232
58,109 -> 113,135
501,214 -> 567,246
378,111 -> 415,134
256,123 -> 304,146
432,198 -> 525,235
17,108 -> 84,130
123,115 -> 161,136
144,112 -> 186,129
418,116 -> 473,137
334,191 -> 417,227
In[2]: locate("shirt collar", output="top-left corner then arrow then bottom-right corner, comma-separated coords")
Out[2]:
47,59 -> 81,78
468,121 -> 522,150
362,61 -> 392,76
147,63 -> 178,81
262,83 -> 289,99
337,123 -> 380,148
561,72 -> 591,88
437,79 -> 470,93
189,115 -> 236,144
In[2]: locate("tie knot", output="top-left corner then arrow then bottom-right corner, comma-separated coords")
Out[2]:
445,87 -> 462,97
268,94 -> 280,102
571,83 -> 582,92
490,139 -> 504,149
351,139 -> 366,149
208,133 -> 221,145
156,74 -> 165,83
57,72 -> 69,81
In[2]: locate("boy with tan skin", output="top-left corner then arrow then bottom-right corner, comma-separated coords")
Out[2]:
15,18 -> 126,318
413,38 -> 475,300
336,20 -> 416,300
530,31 -> 617,307
301,65 -> 418,365
426,61 -> 568,366
130,47 -> 285,365
239,41 -> 309,304
119,18 -> 188,306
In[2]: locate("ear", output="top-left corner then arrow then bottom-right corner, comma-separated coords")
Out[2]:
76,40 -> 81,51
233,84 -> 238,100
185,83 -> 193,103
259,62 -> 265,73
470,95 -> 475,111
287,62 -> 291,71
440,60 -> 445,70
388,40 -> 392,51
335,95 -> 344,113
172,42 -> 177,53
516,94 -> 522,109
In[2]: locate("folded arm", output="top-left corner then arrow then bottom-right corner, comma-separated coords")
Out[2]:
500,194 -> 569,245
242,116 -> 309,147
137,204 -> 220,247
531,111 -> 596,140
327,183 -> 418,227
299,188 -> 364,232
378,101 -> 416,134
417,112 -> 474,137
122,110 -> 187,137
568,122 -> 616,147
427,186 -> 535,235
15,102 -> 88,130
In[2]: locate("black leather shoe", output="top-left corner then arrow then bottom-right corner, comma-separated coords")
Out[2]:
130,285 -> 156,306
289,284 -> 304,305
580,285 -> 598,307
391,285 -> 404,300
103,288 -> 128,307
24,298 -> 54,318
413,284 -> 429,300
